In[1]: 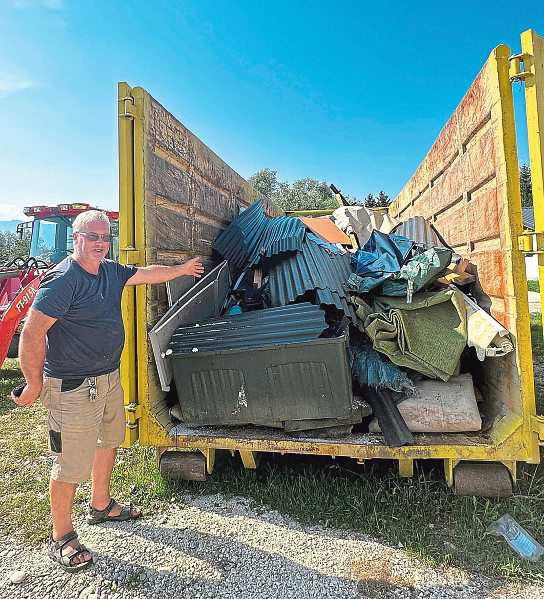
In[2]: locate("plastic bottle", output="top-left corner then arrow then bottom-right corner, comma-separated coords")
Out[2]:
487,514 -> 544,562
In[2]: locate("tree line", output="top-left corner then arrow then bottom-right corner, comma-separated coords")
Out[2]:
247,168 -> 391,212
248,164 -> 534,211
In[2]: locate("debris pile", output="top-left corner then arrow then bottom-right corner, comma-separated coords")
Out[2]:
150,201 -> 514,445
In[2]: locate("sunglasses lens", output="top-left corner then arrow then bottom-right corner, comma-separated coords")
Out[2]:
80,232 -> 112,242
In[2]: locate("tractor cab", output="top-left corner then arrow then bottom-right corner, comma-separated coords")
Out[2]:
17,203 -> 120,263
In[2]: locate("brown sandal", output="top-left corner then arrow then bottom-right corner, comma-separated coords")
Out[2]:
48,531 -> 93,572
86,498 -> 142,525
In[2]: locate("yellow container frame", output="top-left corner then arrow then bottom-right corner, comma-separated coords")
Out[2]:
118,30 -> 544,486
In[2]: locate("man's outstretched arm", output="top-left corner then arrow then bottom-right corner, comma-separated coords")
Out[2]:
126,257 -> 205,286
15,307 -> 57,406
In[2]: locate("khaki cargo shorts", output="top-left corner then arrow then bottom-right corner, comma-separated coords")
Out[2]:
40,369 -> 125,484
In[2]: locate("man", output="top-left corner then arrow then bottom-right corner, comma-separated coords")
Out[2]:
12,210 -> 204,572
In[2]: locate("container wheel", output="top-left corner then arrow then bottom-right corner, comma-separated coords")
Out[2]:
159,451 -> 207,481
453,462 -> 513,497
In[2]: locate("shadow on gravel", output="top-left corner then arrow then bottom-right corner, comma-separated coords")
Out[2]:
82,518 -> 506,599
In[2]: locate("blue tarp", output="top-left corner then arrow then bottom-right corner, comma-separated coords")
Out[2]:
350,231 -> 414,293
351,338 -> 415,394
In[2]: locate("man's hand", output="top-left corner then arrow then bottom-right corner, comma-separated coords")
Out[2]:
12,383 -> 42,407
181,257 -> 205,278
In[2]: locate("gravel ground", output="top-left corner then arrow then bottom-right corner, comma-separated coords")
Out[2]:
0,495 -> 542,599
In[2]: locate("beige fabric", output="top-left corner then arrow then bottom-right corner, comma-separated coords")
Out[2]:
331,206 -> 399,246
40,369 -> 125,483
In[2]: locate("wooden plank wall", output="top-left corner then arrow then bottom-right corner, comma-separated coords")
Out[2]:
390,60 -> 510,326
389,50 -> 523,417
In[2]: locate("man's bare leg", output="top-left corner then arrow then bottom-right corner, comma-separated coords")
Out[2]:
50,479 -> 91,564
90,447 -> 122,515
90,447 -> 141,519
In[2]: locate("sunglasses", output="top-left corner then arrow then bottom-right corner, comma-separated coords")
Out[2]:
76,231 -> 113,242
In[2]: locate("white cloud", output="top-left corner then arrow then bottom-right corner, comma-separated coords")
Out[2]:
0,70 -> 36,99
10,0 -> 63,9
0,203 -> 28,220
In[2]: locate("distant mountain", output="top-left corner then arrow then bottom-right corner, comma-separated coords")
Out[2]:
0,220 -> 23,233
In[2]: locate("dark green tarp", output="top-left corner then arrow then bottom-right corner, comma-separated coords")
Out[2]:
362,289 -> 467,381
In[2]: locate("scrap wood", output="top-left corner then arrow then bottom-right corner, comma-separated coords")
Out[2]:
299,216 -> 351,245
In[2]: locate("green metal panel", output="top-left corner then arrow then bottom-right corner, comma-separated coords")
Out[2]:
170,335 -> 353,427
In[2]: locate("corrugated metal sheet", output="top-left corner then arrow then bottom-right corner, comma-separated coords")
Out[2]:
267,238 -> 356,320
169,303 -> 326,354
213,200 -> 305,269
522,207 -> 535,230
213,200 -> 266,269
149,261 -> 231,391
254,216 -> 305,264
392,216 -> 449,249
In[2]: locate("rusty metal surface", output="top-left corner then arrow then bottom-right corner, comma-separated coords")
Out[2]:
389,57 -> 509,326
299,216 -> 352,244
389,45 -> 528,426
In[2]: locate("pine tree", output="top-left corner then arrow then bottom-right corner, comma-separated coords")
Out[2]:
520,164 -> 533,207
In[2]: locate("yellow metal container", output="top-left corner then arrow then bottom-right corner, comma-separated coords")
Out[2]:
118,30 -> 544,493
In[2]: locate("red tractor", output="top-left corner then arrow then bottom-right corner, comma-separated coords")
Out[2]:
0,203 -> 119,365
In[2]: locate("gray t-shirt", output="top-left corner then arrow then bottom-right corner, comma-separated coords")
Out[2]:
33,257 -> 137,378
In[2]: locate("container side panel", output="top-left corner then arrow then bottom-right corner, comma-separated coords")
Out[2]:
136,91 -> 276,441
390,45 -> 535,455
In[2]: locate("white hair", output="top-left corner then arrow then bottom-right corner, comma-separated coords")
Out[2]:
72,210 -> 110,232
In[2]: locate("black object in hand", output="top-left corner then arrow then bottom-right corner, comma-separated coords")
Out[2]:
12,384 -> 25,398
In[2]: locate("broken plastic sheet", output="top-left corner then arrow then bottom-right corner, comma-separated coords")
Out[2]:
364,289 -> 468,381
348,247 -> 452,301
382,247 -> 452,301
332,205 -> 398,247
454,286 -> 514,360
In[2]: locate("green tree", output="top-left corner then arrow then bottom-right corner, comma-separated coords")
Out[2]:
248,168 -> 281,199
520,164 -> 533,207
375,190 -> 391,208
0,231 -> 31,264
362,193 -> 376,208
248,169 -> 337,211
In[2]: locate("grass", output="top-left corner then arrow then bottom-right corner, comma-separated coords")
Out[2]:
2,326 -> 544,582
528,280 -> 540,294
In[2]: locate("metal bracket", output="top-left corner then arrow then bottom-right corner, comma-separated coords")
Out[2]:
509,53 -> 532,82
532,415 -> 544,445
119,96 -> 136,119
517,232 -> 544,254
125,402 -> 142,429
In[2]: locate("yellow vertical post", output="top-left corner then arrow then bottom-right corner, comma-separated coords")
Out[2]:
398,459 -> 414,478
118,82 -> 138,447
521,30 -> 544,333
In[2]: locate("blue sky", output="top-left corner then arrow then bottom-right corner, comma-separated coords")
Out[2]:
0,1 -> 542,220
